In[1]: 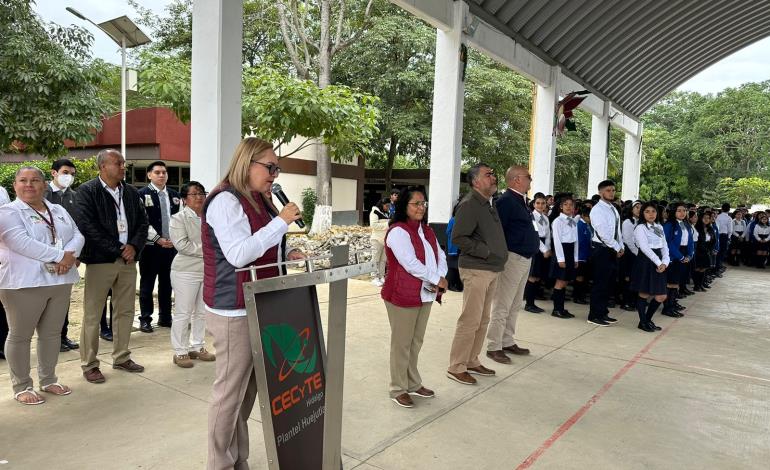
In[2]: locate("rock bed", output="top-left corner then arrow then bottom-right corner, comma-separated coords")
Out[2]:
288,225 -> 373,270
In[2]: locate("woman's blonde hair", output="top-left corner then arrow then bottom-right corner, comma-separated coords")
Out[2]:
221,137 -> 273,213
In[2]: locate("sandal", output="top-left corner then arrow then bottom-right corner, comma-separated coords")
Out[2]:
14,387 -> 45,405
40,383 -> 72,396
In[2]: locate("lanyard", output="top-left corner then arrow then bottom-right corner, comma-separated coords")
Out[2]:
108,185 -> 123,217
25,201 -> 57,244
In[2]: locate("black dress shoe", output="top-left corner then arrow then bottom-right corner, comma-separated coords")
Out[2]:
637,323 -> 655,332
62,337 -> 79,350
100,330 -> 113,341
561,309 -> 575,318
0,350 -> 5,360
60,342 -> 71,352
573,298 -> 589,305
551,310 -> 571,319
648,322 -> 662,331
156,322 -> 172,328
525,304 -> 545,314
140,323 -> 154,333
603,315 -> 618,323
620,304 -> 636,312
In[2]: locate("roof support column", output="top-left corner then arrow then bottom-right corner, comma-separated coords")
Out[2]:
587,102 -> 610,196
190,0 -> 243,192
530,66 -> 560,196
621,122 -> 643,201
427,0 -> 467,224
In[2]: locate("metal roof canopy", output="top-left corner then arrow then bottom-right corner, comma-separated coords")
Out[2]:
97,15 -> 151,48
466,0 -> 770,119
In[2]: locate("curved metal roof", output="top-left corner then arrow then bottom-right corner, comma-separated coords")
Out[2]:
467,0 -> 770,118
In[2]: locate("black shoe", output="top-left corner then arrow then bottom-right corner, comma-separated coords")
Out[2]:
62,337 -> 79,350
620,304 -> 636,312
60,342 -> 71,352
694,286 -> 706,292
0,350 -> 5,360
603,315 -> 618,323
587,318 -> 610,327
573,297 -> 589,305
100,330 -> 113,341
637,323 -> 655,332
714,273 -> 723,278
140,322 -> 154,333
551,310 -> 571,319
156,322 -> 172,328
607,301 -> 616,308
673,304 -> 686,312
525,304 -> 545,314
682,288 -> 695,295
561,309 -> 575,318
648,322 -> 662,331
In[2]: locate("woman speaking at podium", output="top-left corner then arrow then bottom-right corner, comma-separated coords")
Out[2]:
202,137 -> 303,470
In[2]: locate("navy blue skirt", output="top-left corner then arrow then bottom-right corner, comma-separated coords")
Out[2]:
630,248 -> 667,295
667,246 -> 688,284
550,242 -> 576,281
529,238 -> 549,278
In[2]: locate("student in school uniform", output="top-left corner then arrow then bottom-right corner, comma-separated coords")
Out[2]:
587,180 -> 624,327
524,194 -> 551,313
549,196 -> 579,319
715,203 -> 733,270
752,212 -> 770,269
574,204 -> 593,305
662,203 -> 692,318
630,202 -> 670,332
730,210 -> 747,266
620,201 -> 641,311
686,210 -> 699,290
694,211 -> 717,289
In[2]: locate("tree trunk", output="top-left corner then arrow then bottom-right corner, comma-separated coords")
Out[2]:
311,0 -> 333,235
385,134 -> 398,196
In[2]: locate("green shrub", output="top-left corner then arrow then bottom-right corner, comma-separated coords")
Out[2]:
301,187 -> 317,231
0,156 -> 98,198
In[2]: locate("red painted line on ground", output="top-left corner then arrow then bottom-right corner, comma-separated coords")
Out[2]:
515,320 -> 679,470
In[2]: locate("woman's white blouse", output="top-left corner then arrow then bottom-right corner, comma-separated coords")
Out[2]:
733,219 -> 747,238
622,219 -> 639,255
0,200 -> 84,288
633,223 -> 670,267
551,214 -> 579,264
532,211 -> 551,253
386,224 -> 448,303
754,224 -> 770,240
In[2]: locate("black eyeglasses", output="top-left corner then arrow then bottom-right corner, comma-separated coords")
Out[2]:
252,161 -> 282,176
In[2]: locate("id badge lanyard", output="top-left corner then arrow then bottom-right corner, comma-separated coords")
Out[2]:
25,201 -> 60,248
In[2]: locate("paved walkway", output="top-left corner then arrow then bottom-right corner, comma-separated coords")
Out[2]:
1,266 -> 769,469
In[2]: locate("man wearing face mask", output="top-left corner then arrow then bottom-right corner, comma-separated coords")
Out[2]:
45,159 -> 80,352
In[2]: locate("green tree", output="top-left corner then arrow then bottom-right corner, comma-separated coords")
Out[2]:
0,0 -> 106,156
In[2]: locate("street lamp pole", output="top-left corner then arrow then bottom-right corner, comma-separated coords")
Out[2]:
66,7 -> 150,159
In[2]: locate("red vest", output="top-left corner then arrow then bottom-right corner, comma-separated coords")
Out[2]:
202,184 -> 281,309
381,220 -> 441,308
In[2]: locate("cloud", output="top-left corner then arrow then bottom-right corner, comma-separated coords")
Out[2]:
677,36 -> 770,94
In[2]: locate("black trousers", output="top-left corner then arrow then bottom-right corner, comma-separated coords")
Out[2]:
717,234 -> 729,268
0,299 -> 7,352
61,309 -> 70,340
589,246 -> 617,320
138,245 -> 176,325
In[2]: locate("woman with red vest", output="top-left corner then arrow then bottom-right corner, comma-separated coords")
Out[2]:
382,187 -> 448,408
201,137 -> 304,470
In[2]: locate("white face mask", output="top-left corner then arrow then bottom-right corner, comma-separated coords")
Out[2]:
57,173 -> 74,188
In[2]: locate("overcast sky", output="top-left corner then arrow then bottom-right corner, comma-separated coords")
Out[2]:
35,0 -> 770,97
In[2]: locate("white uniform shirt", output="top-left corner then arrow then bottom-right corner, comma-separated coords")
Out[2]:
679,221 -> 689,246
0,187 -> 10,205
146,182 -> 173,241
622,218 -> 639,255
532,211 -> 551,253
691,224 -> 699,243
386,224 -> 448,303
633,223 -> 670,267
0,200 -> 84,289
753,224 -> 770,241
590,200 -> 622,251
733,219 -> 747,238
204,191 -> 289,317
715,212 -> 733,237
552,213 -> 579,264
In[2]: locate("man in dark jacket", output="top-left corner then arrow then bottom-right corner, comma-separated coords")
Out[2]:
486,166 -> 539,364
136,161 -> 180,332
447,163 -> 508,386
44,158 -> 80,352
74,149 -> 149,384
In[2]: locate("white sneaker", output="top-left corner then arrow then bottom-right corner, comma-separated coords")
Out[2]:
371,278 -> 384,287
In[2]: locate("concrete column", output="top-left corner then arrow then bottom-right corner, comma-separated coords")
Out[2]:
190,0 -> 244,192
621,122 -> 643,201
427,0 -> 466,224
529,66 -> 560,196
587,102 -> 610,197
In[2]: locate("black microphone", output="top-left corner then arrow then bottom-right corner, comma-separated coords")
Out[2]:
271,183 -> 305,228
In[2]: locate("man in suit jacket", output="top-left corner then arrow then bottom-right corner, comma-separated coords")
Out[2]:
44,158 -> 80,352
74,149 -> 149,384
485,166 -> 539,364
136,161 -> 180,332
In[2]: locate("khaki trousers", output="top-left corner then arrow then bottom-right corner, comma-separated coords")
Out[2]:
80,259 -> 137,371
385,301 -> 432,397
207,313 -> 257,470
486,252 -> 531,351
0,284 -> 72,394
448,268 -> 499,374
371,239 -> 386,279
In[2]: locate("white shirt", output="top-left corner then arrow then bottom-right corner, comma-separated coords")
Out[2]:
100,177 -> 128,245
679,221 -> 689,246
622,218 -> 639,255
146,183 -> 173,242
634,223 -> 670,267
0,200 -> 84,289
732,219 -> 747,237
551,213 -> 579,263
692,225 -> 699,243
590,200 -> 622,251
48,180 -> 68,194
753,224 -> 770,240
204,191 -> 289,317
532,211 -> 551,253
716,212 -> 733,237
386,224 -> 448,303
0,187 -> 9,205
